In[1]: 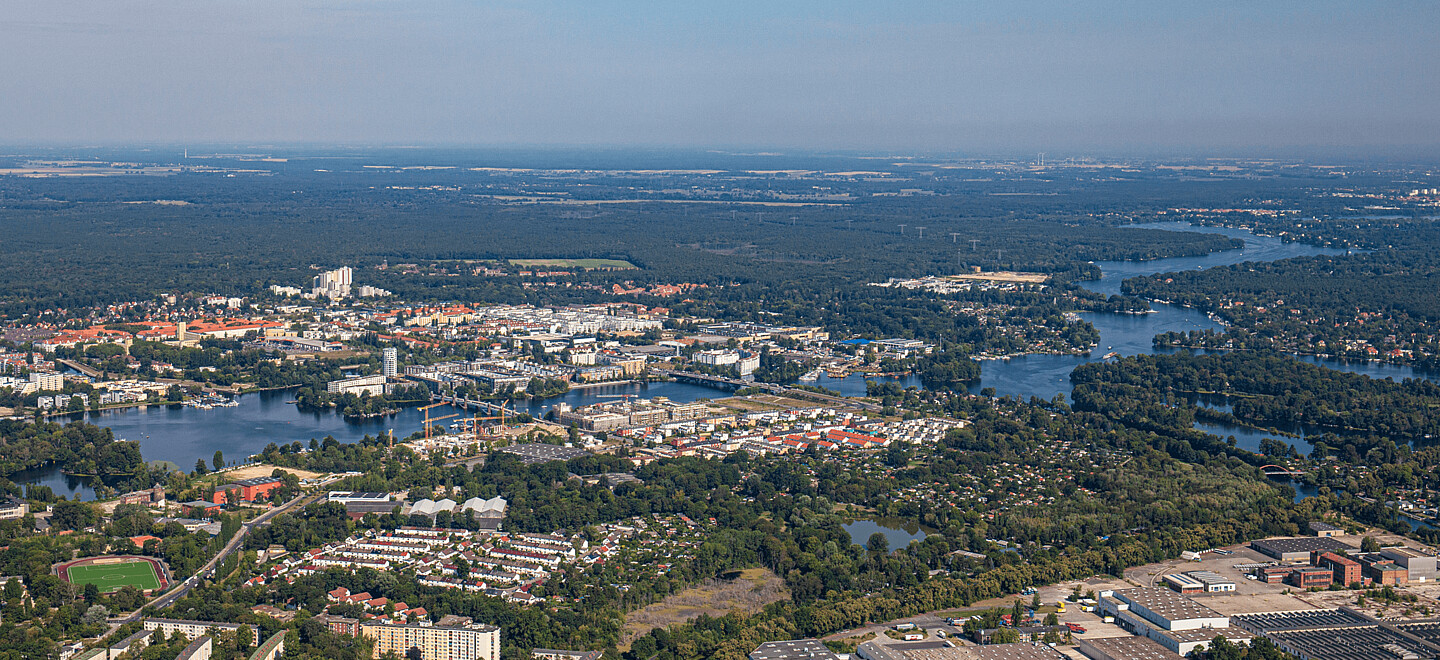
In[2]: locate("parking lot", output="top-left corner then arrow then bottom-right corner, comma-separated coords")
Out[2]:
1124,543 -> 1297,596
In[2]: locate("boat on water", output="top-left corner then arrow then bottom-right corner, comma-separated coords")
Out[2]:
183,394 -> 238,409
798,369 -> 822,382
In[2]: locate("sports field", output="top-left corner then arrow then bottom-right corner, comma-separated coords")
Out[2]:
65,559 -> 163,593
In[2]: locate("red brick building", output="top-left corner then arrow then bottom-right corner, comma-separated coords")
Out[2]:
1314,551 -> 1362,587
1288,566 -> 1333,589
311,614 -> 360,637
1368,561 -> 1409,586
212,477 -> 284,504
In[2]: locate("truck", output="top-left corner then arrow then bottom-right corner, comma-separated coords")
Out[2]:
1066,623 -> 1087,634
1055,600 -> 1066,613
893,623 -> 916,632
1181,550 -> 1202,561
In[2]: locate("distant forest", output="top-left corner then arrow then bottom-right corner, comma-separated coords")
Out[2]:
0,159 -> 1292,318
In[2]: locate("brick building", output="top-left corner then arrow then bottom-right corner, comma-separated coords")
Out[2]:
213,477 -> 284,504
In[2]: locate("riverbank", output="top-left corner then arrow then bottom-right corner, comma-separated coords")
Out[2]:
42,400 -> 175,419
1155,342 -> 1439,378
568,379 -> 636,390
965,223 -> 1362,401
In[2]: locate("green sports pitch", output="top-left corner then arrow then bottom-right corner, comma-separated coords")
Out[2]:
65,560 -> 163,593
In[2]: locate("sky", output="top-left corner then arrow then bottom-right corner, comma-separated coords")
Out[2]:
2,1 -> 1437,154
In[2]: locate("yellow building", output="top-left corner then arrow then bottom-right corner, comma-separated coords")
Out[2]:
362,618 -> 500,660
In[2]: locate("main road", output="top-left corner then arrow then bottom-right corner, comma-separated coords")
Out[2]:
110,483 -> 333,624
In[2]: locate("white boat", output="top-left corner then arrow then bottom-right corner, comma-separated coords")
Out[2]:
798,369 -> 822,382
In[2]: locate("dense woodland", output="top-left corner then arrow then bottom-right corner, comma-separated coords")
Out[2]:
1073,353 -> 1440,448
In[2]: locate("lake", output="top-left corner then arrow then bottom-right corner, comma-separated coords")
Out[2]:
843,517 -> 931,549
20,379 -> 732,500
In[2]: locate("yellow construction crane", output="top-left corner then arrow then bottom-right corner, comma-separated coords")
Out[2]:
456,403 -> 523,450
418,402 -> 459,440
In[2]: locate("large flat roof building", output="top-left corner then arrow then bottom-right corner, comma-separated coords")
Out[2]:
1232,608 -> 1440,660
1153,627 -> 1253,656
857,640 -> 955,660
1076,636 -> 1179,660
1249,537 -> 1354,563
748,639 -> 840,660
1098,587 -> 1229,632
1382,547 -> 1438,582
921,643 -> 1065,659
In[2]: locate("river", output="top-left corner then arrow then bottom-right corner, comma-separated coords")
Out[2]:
20,222 -> 1423,499
965,222 -> 1440,402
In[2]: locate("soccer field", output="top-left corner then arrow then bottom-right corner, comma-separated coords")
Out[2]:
65,560 -> 163,593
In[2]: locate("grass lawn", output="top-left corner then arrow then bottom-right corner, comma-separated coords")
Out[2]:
66,560 -> 162,592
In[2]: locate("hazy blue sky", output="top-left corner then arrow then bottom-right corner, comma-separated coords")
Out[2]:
3,1 -> 1436,153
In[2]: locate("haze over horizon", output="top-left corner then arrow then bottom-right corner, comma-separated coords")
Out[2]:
3,1 -> 1437,154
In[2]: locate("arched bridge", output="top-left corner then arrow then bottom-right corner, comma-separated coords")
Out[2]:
1260,464 -> 1306,477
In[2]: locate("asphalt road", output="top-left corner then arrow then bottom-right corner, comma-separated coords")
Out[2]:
109,487 -> 327,624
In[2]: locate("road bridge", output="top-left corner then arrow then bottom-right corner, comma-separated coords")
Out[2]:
57,358 -> 102,378
650,368 -> 883,413
1260,464 -> 1306,477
